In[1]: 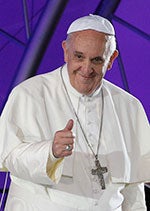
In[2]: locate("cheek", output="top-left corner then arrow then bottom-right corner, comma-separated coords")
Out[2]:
95,66 -> 104,76
67,59 -> 81,71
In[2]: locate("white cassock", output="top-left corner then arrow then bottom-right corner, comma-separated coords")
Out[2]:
0,64 -> 150,211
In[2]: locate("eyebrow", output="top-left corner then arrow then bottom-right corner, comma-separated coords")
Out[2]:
91,56 -> 104,61
74,51 -> 83,55
75,51 -> 103,57
74,51 -> 104,62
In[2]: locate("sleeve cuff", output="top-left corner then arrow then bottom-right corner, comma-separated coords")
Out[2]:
46,142 -> 64,183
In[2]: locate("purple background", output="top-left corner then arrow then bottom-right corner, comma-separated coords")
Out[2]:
0,0 -> 150,209
0,0 -> 149,119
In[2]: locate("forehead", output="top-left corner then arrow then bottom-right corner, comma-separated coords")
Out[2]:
68,30 -> 107,54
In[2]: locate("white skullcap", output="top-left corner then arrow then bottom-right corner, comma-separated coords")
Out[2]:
67,14 -> 115,36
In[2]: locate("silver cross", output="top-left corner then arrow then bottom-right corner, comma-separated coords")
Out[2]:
91,158 -> 108,190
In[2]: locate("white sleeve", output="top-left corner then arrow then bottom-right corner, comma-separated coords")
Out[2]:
121,183 -> 147,210
0,86 -> 64,185
3,141 -> 64,185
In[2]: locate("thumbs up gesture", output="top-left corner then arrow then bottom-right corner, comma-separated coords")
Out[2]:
52,119 -> 75,158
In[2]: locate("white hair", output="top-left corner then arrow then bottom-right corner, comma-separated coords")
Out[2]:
102,35 -> 117,75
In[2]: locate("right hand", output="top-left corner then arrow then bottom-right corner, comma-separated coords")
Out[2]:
52,119 -> 75,158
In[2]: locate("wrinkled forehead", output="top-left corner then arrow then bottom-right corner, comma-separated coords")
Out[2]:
67,30 -> 108,47
67,30 -> 107,56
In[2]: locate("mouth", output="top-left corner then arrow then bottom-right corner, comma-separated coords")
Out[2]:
78,73 -> 96,79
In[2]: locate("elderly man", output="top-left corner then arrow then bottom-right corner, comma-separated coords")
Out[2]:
0,14 -> 150,211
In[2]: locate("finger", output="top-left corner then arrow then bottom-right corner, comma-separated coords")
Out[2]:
55,131 -> 75,140
64,144 -> 73,152
64,119 -> 74,131
61,150 -> 73,158
53,143 -> 73,158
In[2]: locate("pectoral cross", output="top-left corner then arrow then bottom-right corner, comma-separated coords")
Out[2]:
91,158 -> 108,190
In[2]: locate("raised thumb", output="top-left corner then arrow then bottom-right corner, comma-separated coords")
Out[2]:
64,119 -> 74,131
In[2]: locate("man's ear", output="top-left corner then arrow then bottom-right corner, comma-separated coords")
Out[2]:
62,40 -> 68,63
107,50 -> 119,70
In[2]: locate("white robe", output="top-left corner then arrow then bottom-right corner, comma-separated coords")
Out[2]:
0,64 -> 149,210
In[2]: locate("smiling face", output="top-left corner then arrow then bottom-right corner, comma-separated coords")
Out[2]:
62,30 -> 118,95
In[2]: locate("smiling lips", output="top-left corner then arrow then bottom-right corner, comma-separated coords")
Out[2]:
78,73 -> 96,79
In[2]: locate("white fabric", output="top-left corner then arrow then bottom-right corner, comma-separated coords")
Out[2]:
67,14 -> 115,35
0,64 -> 149,210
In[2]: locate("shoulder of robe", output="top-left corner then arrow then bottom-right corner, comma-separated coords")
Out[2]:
10,67 -> 61,101
103,79 -> 141,106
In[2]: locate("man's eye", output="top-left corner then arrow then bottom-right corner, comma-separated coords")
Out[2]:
76,54 -> 83,59
92,57 -> 104,64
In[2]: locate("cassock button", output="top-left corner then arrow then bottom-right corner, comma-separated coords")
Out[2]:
87,121 -> 92,125
87,109 -> 91,113
93,189 -> 99,194
87,98 -> 91,102
94,201 -> 98,206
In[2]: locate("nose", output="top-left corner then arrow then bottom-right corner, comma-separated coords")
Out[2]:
81,60 -> 93,75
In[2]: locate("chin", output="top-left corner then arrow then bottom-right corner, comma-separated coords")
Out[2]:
78,87 -> 93,95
